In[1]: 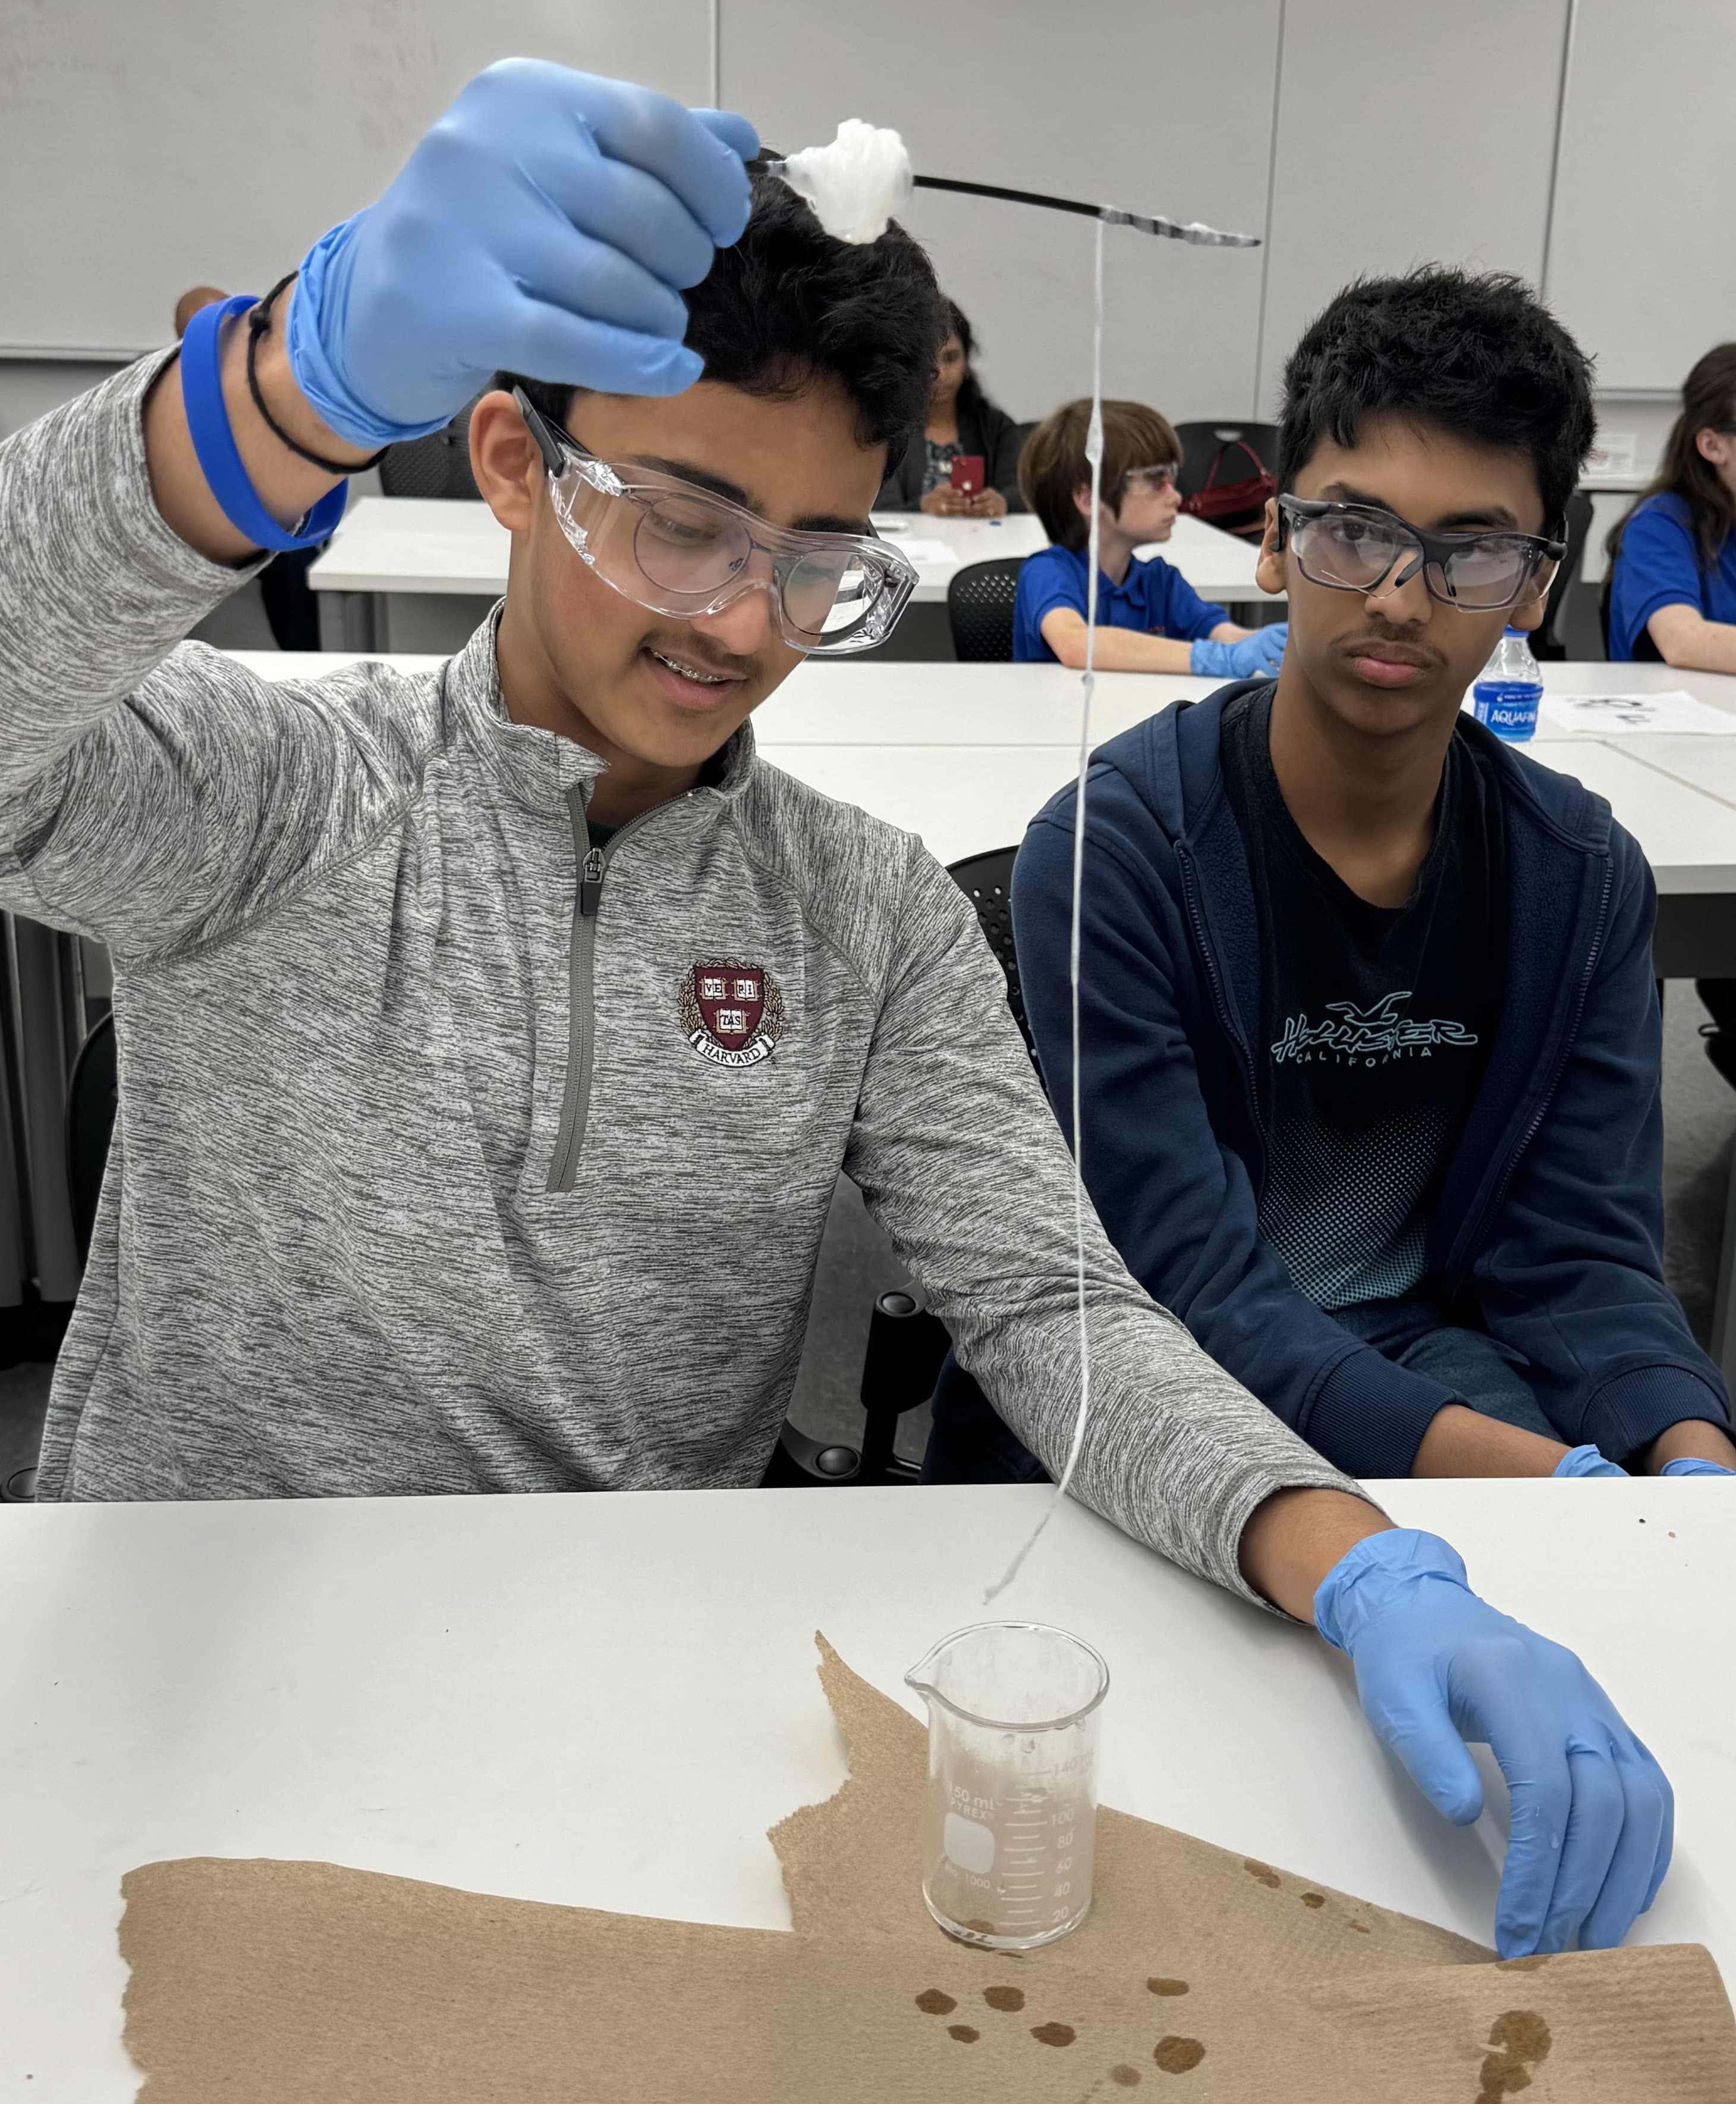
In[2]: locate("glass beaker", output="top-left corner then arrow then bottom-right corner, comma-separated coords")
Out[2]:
905,1621 -> 1108,1951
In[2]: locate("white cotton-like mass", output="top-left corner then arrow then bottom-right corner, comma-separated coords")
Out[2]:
780,120 -> 913,243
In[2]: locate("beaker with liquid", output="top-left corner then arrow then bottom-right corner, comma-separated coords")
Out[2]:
905,1621 -> 1108,1951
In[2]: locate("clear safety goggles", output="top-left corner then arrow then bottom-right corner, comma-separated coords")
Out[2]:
515,389 -> 917,654
1276,495 -> 1564,611
1121,462 -> 1181,495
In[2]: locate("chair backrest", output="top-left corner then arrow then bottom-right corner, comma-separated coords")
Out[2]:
946,846 -> 1037,1064
1532,488 -> 1595,661
946,557 -> 1026,662
379,403 -> 481,501
64,1009 -> 117,1269
1174,420 -> 1280,497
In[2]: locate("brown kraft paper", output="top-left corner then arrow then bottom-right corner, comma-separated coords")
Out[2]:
118,1634 -> 1736,2101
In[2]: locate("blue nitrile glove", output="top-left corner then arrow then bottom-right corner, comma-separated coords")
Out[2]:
1316,1529 -> 1672,1959
285,59 -> 759,447
1188,624 -> 1288,679
1660,1456 -> 1734,1475
1553,1444 -> 1629,1478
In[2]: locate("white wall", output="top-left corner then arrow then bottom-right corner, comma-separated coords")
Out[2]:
722,0 -> 1282,425
1547,0 -> 1736,397
1254,0 -> 1570,414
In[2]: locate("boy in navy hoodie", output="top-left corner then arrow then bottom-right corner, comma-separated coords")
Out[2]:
935,268 -> 1735,1484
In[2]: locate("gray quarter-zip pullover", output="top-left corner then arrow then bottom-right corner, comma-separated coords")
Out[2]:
0,356 -> 1358,1606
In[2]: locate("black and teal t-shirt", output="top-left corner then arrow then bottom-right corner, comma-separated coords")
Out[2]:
1218,685 -> 1507,1309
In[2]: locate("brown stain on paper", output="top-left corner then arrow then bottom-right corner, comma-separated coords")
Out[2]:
1031,2021 -> 1077,2047
1147,1977 -> 1189,1997
1154,2034 -> 1207,2074
982,1984 -> 1026,2012
947,2023 -> 979,2044
1474,2009 -> 1551,2102
1109,2065 -> 1142,2087
914,1987 -> 955,2016
1300,1892 -> 1326,1910
1243,1858 -> 1281,1889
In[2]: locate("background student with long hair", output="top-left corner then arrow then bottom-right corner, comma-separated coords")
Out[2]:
1606,343 -> 1736,669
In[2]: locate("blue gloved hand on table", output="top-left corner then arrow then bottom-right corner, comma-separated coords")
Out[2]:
285,59 -> 759,447
1553,1444 -> 1629,1478
1660,1456 -> 1734,1475
1316,1529 -> 1671,1959
1189,624 -> 1288,679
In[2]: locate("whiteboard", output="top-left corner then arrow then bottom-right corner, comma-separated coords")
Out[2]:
1546,0 -> 1736,394
0,0 -> 710,357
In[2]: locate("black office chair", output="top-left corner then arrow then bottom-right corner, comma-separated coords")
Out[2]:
767,845 -> 1037,1487
65,1009 -> 117,1270
379,403 -> 482,501
1,1010 -> 120,1502
763,1286 -> 951,1488
946,557 -> 1026,662
1531,489 -> 1595,661
946,846 -> 1037,1066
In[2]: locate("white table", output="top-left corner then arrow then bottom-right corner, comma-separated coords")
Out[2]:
1,1477 -> 1729,2099
304,499 -> 1280,655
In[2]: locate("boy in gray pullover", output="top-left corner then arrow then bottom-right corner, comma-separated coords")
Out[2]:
0,59 -> 1672,1958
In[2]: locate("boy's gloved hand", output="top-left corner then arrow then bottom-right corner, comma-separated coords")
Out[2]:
285,59 -> 759,447
1189,624 -> 1288,679
1660,1456 -> 1734,1475
1316,1530 -> 1671,1959
1554,1444 -> 1629,1478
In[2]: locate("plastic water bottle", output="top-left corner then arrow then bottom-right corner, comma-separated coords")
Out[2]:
1471,627 -> 1543,743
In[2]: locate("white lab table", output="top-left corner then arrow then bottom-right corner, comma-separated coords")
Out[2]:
0,1477 -> 1729,2099
231,649 -> 1736,902
304,498 -> 1279,655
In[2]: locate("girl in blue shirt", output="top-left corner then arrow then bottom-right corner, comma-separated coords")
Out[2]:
1606,344 -> 1736,668
1012,397 -> 1286,675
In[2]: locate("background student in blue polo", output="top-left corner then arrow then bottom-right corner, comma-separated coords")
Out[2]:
935,268 -> 1736,1488
1012,397 -> 1287,676
1606,342 -> 1736,672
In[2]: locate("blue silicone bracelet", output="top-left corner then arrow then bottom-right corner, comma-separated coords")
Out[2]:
179,295 -> 349,554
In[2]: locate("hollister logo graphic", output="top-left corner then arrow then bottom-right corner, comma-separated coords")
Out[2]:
1271,989 -> 1478,1067
678,958 -> 787,1069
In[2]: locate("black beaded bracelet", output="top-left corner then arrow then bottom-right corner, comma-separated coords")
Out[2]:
245,273 -> 388,476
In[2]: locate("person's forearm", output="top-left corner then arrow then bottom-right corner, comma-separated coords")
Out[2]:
1238,1487 -> 1393,1621
1411,1403 -> 1568,1477
1638,1418 -> 1736,1472
1647,607 -> 1736,675
1041,616 -> 1194,672
1207,621 -> 1252,643
141,286 -> 374,566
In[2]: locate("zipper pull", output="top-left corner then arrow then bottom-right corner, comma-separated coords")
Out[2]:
579,846 -> 605,918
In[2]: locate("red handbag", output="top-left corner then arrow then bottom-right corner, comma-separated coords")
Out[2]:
1181,436 -> 1276,541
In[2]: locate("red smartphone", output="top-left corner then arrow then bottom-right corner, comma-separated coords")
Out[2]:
949,454 -> 986,497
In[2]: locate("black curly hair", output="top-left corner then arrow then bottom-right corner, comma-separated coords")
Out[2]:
1276,267 -> 1596,535
501,174 -> 947,461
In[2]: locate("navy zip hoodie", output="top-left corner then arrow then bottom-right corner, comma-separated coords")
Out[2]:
1004,681 -> 1729,1478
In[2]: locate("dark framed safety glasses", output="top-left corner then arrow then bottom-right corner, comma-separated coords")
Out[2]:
1275,495 -> 1565,611
514,389 -> 917,654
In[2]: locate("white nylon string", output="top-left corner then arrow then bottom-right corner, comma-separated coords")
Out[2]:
986,216 -> 1105,1603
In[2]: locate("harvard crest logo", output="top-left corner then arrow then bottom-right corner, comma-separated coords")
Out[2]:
678,958 -> 787,1069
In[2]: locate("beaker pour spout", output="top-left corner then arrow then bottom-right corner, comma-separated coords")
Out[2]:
904,1640 -> 945,1702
